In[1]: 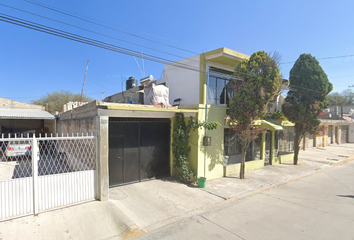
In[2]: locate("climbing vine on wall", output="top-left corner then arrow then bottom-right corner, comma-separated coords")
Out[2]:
172,113 -> 220,184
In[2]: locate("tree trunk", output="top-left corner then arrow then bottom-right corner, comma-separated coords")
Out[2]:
240,141 -> 249,179
293,124 -> 303,165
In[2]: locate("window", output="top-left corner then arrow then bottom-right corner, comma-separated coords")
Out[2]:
224,129 -> 261,162
224,129 -> 241,155
207,67 -> 234,106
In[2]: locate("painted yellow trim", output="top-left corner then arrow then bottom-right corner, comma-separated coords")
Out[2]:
223,159 -> 264,176
260,120 -> 283,131
203,47 -> 249,60
102,105 -> 198,113
198,48 -> 249,105
199,54 -> 207,104
274,153 -> 294,165
281,121 -> 295,127
261,132 -> 266,160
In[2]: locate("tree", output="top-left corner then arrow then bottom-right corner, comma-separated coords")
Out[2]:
326,92 -> 346,106
282,54 -> 332,165
32,90 -> 94,114
327,89 -> 354,106
228,51 -> 281,179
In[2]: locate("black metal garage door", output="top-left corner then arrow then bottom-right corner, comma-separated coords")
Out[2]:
109,118 -> 170,186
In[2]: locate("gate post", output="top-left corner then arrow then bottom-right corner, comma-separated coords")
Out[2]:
32,135 -> 39,215
96,116 -> 109,201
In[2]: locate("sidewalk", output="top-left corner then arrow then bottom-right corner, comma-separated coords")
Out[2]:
1,144 -> 353,240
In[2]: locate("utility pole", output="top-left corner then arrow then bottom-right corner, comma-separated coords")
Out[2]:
80,60 -> 90,104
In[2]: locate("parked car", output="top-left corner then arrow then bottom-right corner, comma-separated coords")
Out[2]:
5,140 -> 32,160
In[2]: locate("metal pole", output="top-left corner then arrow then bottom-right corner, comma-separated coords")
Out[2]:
204,64 -> 209,178
80,60 -> 90,104
32,135 -> 39,215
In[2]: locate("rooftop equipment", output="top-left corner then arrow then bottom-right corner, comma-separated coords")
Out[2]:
140,75 -> 154,85
126,76 -> 137,90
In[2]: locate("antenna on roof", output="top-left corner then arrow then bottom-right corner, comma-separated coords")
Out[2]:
80,60 -> 89,103
142,52 -> 145,76
133,56 -> 144,78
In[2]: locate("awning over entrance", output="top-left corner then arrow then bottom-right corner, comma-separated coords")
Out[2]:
259,120 -> 284,131
0,109 -> 55,119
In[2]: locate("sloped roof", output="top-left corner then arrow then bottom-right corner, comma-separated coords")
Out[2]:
0,109 -> 55,119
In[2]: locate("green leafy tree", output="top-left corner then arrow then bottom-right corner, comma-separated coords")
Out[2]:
229,51 -> 281,179
32,90 -> 94,114
326,92 -> 346,106
327,89 -> 354,106
282,54 -> 332,165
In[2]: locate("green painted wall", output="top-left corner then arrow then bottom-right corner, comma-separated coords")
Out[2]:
223,160 -> 265,177
169,114 -> 200,178
274,153 -> 294,165
196,104 -> 226,180
199,54 -> 207,105
188,115 -> 200,175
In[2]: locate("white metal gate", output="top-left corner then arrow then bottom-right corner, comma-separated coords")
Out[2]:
0,134 -> 97,221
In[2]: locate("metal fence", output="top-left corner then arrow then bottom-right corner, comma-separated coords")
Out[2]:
275,127 -> 295,154
0,133 -> 97,221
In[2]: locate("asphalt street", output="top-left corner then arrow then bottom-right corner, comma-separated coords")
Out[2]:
136,161 -> 354,240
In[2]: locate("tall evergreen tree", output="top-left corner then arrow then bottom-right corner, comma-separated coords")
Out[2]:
282,54 -> 332,165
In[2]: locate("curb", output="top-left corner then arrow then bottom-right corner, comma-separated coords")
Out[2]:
133,155 -> 354,239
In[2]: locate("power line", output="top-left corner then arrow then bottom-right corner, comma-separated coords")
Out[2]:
86,78 -> 113,91
0,3 -> 197,62
280,54 -> 354,65
24,0 -> 199,55
20,1 -> 354,79
3,9 -> 351,95
1,3 -> 278,80
0,12 -> 242,81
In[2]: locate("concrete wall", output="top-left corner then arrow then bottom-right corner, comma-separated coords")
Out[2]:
274,153 -> 294,165
59,100 -> 98,120
0,97 -> 44,110
224,160 -> 265,177
44,120 -> 56,134
63,101 -> 89,112
57,101 -> 98,135
96,116 -> 109,201
57,103 -> 108,201
156,55 -> 201,106
104,86 -> 143,104
57,117 -> 97,135
349,123 -> 354,143
328,105 -> 354,115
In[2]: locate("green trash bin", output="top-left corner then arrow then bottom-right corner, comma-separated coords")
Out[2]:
198,177 -> 206,188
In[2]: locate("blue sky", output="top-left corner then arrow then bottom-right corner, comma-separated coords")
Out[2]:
0,0 -> 353,103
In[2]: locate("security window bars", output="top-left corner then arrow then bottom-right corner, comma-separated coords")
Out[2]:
224,129 -> 241,156
275,127 -> 295,153
224,129 -> 261,161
